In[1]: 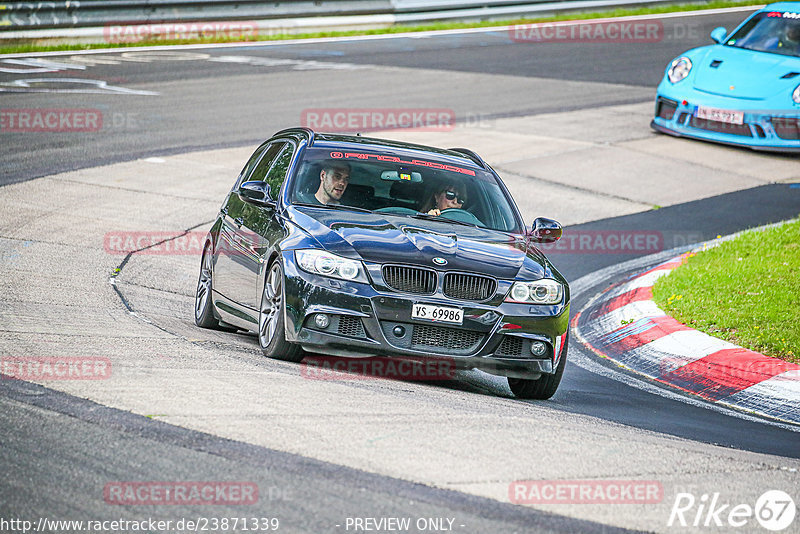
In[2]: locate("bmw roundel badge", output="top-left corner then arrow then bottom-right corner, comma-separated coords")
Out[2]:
432,257 -> 447,266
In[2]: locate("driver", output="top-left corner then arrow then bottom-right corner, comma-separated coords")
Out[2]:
783,21 -> 800,53
423,183 -> 468,216
764,20 -> 800,53
314,161 -> 351,205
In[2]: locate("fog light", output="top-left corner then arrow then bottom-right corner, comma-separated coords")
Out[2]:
392,325 -> 405,338
530,341 -> 547,357
315,314 -> 330,329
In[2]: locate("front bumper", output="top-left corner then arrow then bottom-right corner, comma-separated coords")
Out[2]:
282,253 -> 570,379
651,85 -> 800,153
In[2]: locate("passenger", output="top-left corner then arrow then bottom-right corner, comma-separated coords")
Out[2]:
422,182 -> 468,216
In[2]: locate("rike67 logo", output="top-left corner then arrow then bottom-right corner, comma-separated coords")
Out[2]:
669,490 -> 796,531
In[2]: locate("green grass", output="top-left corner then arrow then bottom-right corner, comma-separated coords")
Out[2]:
653,219 -> 800,364
0,0 -> 764,55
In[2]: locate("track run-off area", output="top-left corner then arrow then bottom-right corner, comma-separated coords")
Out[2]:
1,7 -> 799,534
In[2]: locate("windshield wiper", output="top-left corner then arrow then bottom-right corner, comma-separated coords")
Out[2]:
294,202 -> 373,214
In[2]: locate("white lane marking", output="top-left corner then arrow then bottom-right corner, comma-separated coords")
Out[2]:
208,55 -> 297,66
144,157 -> 166,163
0,5 -> 765,59
119,51 -> 211,62
0,65 -> 56,74
0,52 -> 370,78
64,55 -> 132,66
1,53 -> 214,74
0,58 -> 87,73
0,78 -> 159,95
208,55 -> 367,70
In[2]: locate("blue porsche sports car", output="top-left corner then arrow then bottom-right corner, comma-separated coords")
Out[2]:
651,2 -> 800,152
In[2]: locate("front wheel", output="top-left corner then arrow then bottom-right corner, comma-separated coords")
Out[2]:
258,261 -> 304,362
195,243 -> 220,329
508,338 -> 568,400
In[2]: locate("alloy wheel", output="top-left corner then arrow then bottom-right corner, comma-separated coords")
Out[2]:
259,263 -> 283,348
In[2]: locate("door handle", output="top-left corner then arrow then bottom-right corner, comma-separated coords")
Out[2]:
234,217 -> 244,227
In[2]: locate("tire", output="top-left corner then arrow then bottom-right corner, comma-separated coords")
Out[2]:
195,242 -> 221,329
507,337 -> 568,400
258,261 -> 304,363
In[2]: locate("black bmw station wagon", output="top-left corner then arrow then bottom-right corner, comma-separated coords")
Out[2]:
195,128 -> 570,399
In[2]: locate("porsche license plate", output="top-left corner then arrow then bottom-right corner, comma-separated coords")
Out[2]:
412,304 -> 463,325
695,106 -> 744,125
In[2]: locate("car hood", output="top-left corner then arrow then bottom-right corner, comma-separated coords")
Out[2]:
289,206 -> 548,280
691,45 -> 800,99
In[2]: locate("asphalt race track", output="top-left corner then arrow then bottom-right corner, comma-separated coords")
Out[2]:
2,8 -> 800,534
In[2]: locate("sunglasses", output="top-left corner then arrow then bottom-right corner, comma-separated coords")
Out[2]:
444,190 -> 466,204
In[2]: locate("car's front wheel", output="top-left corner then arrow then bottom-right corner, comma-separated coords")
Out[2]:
195,243 -> 221,329
507,338 -> 567,400
259,261 -> 304,362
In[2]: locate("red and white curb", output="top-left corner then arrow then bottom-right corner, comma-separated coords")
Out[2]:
573,252 -> 800,425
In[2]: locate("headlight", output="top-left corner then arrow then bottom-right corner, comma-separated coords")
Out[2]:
295,250 -> 365,282
505,279 -> 563,305
793,84 -> 800,104
667,57 -> 692,84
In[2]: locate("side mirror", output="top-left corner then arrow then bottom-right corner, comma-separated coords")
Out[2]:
529,217 -> 562,244
710,26 -> 727,44
238,181 -> 274,207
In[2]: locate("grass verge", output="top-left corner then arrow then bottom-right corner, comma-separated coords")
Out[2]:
0,0 -> 764,55
653,219 -> 800,364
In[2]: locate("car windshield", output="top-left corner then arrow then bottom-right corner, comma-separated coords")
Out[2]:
725,11 -> 800,57
289,147 -> 523,233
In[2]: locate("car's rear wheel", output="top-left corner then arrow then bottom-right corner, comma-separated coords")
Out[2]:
259,261 -> 304,362
507,338 -> 567,400
195,243 -> 220,329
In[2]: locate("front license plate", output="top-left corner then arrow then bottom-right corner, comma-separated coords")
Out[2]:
412,304 -> 463,325
695,106 -> 744,125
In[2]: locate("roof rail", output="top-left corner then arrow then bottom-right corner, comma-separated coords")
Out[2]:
448,147 -> 489,170
273,127 -> 315,146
